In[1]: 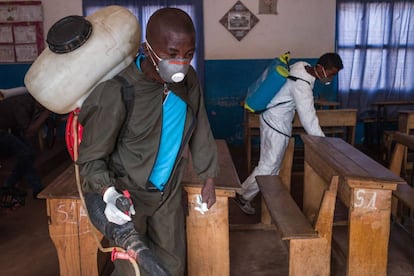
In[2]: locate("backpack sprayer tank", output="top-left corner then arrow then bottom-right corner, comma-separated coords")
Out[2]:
24,5 -> 141,114
22,8 -> 166,275
244,52 -> 290,113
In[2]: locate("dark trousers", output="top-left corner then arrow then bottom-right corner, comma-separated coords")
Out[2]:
112,180 -> 186,276
0,131 -> 42,196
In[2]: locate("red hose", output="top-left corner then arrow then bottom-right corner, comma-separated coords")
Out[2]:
65,108 -> 83,161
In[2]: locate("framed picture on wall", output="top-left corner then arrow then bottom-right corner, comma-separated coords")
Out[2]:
228,11 -> 251,30
220,1 -> 259,41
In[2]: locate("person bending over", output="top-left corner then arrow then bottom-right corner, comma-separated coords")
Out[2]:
234,53 -> 343,215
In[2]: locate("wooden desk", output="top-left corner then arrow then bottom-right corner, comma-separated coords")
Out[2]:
292,109 -> 357,144
397,110 -> 414,133
383,110 -> 414,167
374,101 -> 414,122
301,135 -> 405,275
39,139 -> 241,276
388,132 -> 414,221
183,139 -> 241,276
245,109 -> 357,173
398,111 -> 414,172
372,101 -> 414,146
37,165 -> 107,276
314,99 -> 340,109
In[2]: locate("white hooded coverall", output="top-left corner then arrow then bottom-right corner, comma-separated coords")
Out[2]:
240,61 -> 325,201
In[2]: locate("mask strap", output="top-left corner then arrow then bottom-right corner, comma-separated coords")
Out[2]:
146,41 -> 162,61
314,66 -> 322,80
146,41 -> 160,72
321,66 -> 328,78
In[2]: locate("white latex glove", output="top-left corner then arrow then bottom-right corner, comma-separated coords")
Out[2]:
103,186 -> 136,225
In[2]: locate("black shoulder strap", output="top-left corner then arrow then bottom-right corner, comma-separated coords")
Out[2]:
261,114 -> 290,138
113,75 -> 135,141
262,100 -> 292,113
287,75 -> 311,85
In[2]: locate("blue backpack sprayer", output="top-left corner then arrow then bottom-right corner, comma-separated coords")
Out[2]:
244,52 -> 291,113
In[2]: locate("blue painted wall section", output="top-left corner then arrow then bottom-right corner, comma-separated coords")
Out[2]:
204,58 -> 340,145
0,64 -> 31,88
2,59 -> 353,146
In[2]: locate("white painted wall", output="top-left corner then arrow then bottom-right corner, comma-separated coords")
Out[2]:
12,0 -> 335,60
203,0 -> 336,59
40,0 -> 82,34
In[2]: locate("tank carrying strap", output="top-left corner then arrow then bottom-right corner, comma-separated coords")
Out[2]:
287,76 -> 311,85
113,75 -> 135,142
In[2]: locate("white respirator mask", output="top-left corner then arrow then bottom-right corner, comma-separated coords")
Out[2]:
146,41 -> 190,83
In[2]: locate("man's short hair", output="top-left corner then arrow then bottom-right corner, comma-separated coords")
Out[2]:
317,53 -> 344,70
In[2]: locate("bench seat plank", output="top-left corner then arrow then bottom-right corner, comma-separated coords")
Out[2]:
257,175 -> 318,240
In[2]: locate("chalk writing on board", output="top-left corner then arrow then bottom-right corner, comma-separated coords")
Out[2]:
354,189 -> 377,209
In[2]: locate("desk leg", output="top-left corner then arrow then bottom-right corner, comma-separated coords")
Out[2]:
303,162 -> 326,223
47,199 -> 103,276
185,187 -> 232,276
347,188 -> 392,276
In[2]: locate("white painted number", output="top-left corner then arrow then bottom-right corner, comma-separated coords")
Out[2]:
354,189 -> 377,209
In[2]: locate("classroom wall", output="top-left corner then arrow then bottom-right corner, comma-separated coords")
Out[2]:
202,0 -> 338,144
0,0 -> 339,144
40,0 -> 82,32
2,0 -> 336,58
203,0 -> 336,59
0,0 -> 82,88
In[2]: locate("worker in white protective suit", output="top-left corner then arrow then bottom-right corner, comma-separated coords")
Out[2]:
234,53 -> 343,215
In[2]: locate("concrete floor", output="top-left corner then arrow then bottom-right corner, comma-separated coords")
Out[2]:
1,139 -> 414,275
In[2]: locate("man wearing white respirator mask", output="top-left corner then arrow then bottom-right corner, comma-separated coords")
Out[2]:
77,7 -> 218,276
145,39 -> 190,83
234,53 -> 343,215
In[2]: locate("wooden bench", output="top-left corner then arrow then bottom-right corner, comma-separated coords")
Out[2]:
301,134 -> 406,275
260,137 -> 295,226
388,132 -> 414,224
230,137 -> 295,231
244,109 -> 357,173
257,174 -> 338,276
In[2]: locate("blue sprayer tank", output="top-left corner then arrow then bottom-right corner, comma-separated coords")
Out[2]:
244,52 -> 290,113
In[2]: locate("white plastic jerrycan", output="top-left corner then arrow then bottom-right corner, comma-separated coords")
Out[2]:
24,5 -> 141,114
